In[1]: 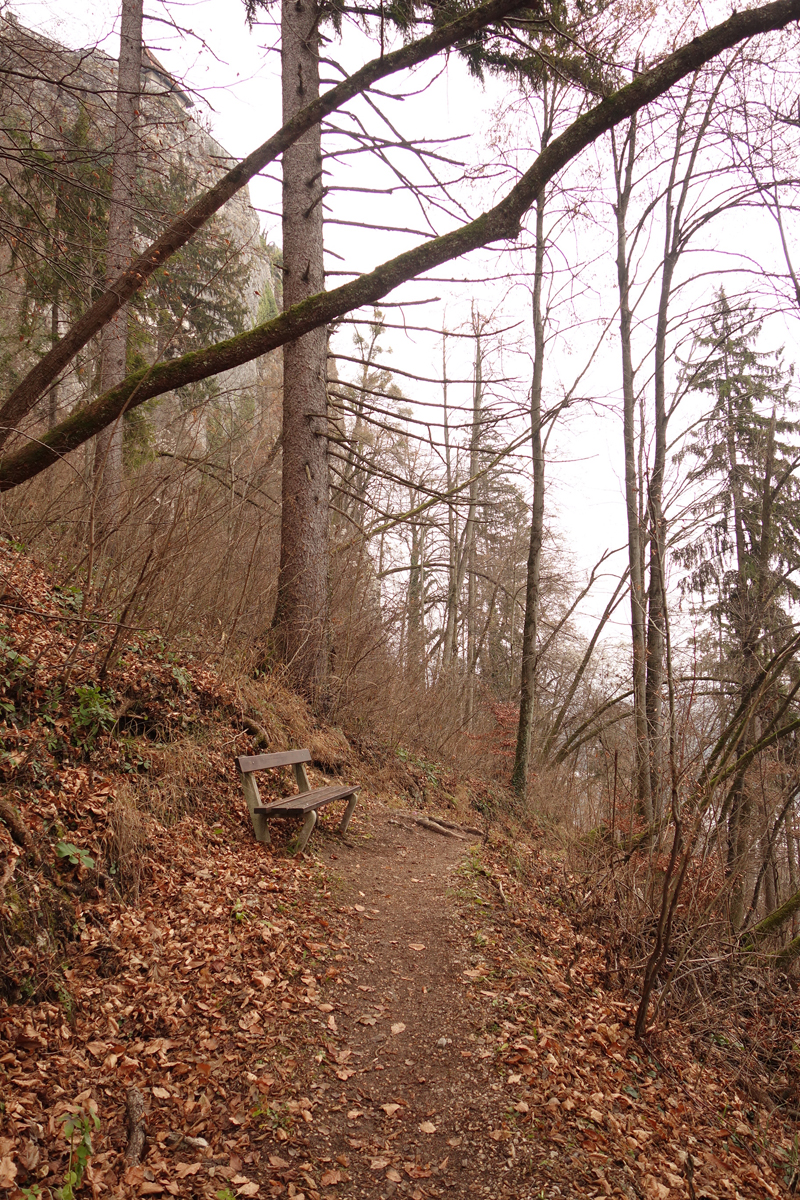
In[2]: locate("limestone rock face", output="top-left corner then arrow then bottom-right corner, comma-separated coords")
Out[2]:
0,11 -> 281,457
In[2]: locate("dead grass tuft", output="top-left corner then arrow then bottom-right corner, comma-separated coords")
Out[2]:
105,790 -> 147,899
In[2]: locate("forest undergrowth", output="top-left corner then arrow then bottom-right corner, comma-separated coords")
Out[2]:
1,538 -> 799,1199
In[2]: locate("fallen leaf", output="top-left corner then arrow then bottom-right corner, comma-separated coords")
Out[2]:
391,1023 -> 406,1035
347,1109 -> 362,1120
336,1068 -> 355,1080
175,1163 -> 202,1178
644,1178 -> 669,1200
0,1157 -> 17,1189
370,1158 -> 390,1170
320,1169 -> 342,1186
381,1103 -> 401,1117
268,1156 -> 290,1169
408,943 -> 426,951
387,1168 -> 403,1182
419,1121 -> 436,1134
152,1086 -> 170,1099
237,1184 -> 260,1198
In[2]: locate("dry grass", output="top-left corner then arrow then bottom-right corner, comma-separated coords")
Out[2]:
105,790 -> 147,899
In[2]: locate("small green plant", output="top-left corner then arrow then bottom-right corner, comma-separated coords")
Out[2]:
56,1108 -> 100,1200
71,684 -> 116,747
55,585 -> 84,614
56,978 -> 75,1021
20,1186 -> 42,1198
216,1189 -> 237,1200
0,634 -> 32,688
56,841 -> 95,870
232,899 -> 248,923
171,665 -> 192,693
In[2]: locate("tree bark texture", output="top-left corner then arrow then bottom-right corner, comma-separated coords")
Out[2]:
613,118 -> 652,826
272,0 -> 329,703
644,73 -> 722,819
3,0 -> 800,488
724,351 -> 774,928
512,187 -> 547,798
463,319 -> 482,728
93,0 -> 143,530
440,334 -> 458,674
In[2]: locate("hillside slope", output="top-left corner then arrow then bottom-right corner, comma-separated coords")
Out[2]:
0,540 -> 797,1199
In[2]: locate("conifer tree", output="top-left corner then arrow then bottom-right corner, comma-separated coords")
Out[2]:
677,288 -> 800,927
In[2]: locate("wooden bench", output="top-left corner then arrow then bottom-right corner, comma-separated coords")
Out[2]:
235,749 -> 360,851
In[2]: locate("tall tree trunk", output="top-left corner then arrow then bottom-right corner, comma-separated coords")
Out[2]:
463,319 -> 482,728
646,72 -> 721,820
94,0 -> 143,533
512,187 -> 546,797
48,297 -> 60,430
612,117 -> 653,825
441,331 -> 459,674
645,249 -> 674,822
272,0 -> 329,705
407,514 -> 425,686
728,407 -> 776,928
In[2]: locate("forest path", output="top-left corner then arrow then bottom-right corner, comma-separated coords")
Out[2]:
304,806 -> 543,1200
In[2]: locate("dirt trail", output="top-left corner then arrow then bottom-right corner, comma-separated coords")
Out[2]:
302,806 -> 543,1200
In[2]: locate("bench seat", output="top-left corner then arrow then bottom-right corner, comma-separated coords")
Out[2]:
255,784 -> 360,814
236,748 -> 360,850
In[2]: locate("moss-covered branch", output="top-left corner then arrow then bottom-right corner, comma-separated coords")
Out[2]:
0,0 -> 529,446
774,932 -> 800,967
740,887 -> 800,948
2,0 -> 800,490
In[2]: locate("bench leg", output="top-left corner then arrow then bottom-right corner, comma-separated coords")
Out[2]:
295,809 -> 317,852
241,772 -> 271,845
339,794 -> 358,835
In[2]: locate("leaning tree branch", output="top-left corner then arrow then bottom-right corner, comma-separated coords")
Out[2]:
0,0 -> 530,447
2,0 -> 800,489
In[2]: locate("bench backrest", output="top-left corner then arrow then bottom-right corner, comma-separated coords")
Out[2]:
236,749 -> 312,774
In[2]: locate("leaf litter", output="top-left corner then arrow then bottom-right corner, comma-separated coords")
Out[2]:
0,541 -> 798,1199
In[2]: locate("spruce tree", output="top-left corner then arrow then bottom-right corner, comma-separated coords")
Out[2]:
677,288 -> 800,928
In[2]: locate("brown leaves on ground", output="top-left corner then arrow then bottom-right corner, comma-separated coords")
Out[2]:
1,541 -> 799,1199
452,843 -> 797,1198
1,802 -> 359,1197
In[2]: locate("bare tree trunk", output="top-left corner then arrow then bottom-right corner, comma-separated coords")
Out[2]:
612,117 -> 652,825
407,513 -> 425,686
48,297 -> 60,430
787,807 -> 800,937
463,319 -> 482,728
440,330 -> 459,674
272,0 -> 329,705
728,407 -> 776,928
94,0 -> 143,533
645,249 -> 674,821
512,186 -> 546,797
